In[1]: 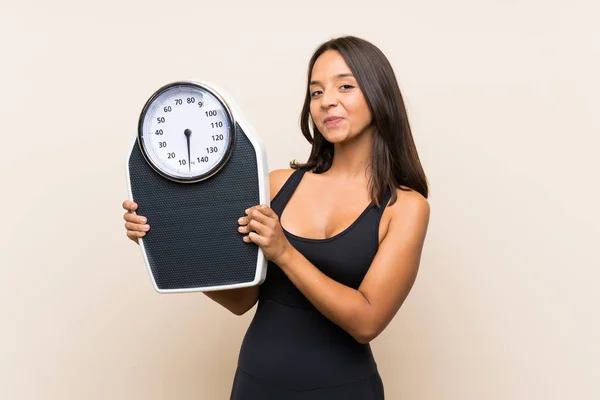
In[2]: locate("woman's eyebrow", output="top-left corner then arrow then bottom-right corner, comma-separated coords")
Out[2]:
310,73 -> 355,86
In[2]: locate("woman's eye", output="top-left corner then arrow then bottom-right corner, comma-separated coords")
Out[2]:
310,90 -> 322,97
340,84 -> 355,90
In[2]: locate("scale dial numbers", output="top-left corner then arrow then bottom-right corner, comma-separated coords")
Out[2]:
138,82 -> 235,182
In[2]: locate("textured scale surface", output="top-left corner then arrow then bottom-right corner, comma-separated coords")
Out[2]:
128,123 -> 261,290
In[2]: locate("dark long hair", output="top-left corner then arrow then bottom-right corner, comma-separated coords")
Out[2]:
291,36 -> 429,206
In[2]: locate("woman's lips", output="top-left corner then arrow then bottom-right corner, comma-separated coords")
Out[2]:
324,117 -> 343,127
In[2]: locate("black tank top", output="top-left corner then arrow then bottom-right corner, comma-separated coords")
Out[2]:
237,168 -> 392,391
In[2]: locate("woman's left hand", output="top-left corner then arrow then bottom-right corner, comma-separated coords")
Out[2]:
238,205 -> 291,264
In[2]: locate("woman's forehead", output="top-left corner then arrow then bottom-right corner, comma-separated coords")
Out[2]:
311,51 -> 353,83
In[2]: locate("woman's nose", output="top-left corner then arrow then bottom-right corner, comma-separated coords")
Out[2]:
320,88 -> 338,108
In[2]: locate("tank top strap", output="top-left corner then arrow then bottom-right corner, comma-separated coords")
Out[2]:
270,168 -> 308,216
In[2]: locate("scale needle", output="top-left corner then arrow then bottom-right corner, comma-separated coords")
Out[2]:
184,129 -> 192,172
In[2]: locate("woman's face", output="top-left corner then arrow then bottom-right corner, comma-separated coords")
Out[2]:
309,50 -> 373,144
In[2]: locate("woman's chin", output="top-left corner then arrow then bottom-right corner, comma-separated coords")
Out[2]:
321,130 -> 349,144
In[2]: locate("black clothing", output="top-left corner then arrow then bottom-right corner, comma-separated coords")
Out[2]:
231,168 -> 391,399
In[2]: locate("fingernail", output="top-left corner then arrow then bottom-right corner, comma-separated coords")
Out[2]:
140,217 -> 147,223
238,217 -> 244,223
144,225 -> 150,230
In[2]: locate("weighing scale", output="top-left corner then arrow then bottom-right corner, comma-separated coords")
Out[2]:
126,81 -> 269,293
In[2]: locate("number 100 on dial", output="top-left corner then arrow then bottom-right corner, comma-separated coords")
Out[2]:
137,82 -> 236,183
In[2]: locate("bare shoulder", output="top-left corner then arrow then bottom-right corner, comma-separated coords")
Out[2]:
390,186 -> 430,217
381,186 -> 430,241
268,169 -> 296,201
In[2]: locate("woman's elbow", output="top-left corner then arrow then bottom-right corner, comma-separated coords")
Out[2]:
230,301 -> 257,316
352,324 -> 381,344
353,332 -> 377,344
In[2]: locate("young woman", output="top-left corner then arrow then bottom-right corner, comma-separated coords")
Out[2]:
123,36 -> 430,399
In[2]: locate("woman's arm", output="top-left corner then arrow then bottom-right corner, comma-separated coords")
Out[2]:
241,189 -> 430,342
203,286 -> 260,315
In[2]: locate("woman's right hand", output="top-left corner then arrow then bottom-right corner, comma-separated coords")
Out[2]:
122,200 -> 150,243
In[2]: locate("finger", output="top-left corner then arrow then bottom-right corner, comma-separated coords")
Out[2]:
124,212 -> 147,224
249,208 -> 272,225
258,204 -> 277,219
125,221 -> 150,232
238,224 -> 251,234
127,230 -> 145,239
241,205 -> 263,225
122,200 -> 138,212
238,217 -> 267,235
245,231 -> 266,246
248,219 -> 268,236
245,204 -> 264,216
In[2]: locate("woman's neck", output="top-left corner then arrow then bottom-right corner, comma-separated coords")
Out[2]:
326,129 -> 373,182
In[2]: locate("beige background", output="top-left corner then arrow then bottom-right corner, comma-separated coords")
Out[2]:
1,0 -> 598,399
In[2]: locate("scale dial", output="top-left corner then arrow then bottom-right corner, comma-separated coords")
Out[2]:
137,81 -> 235,182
